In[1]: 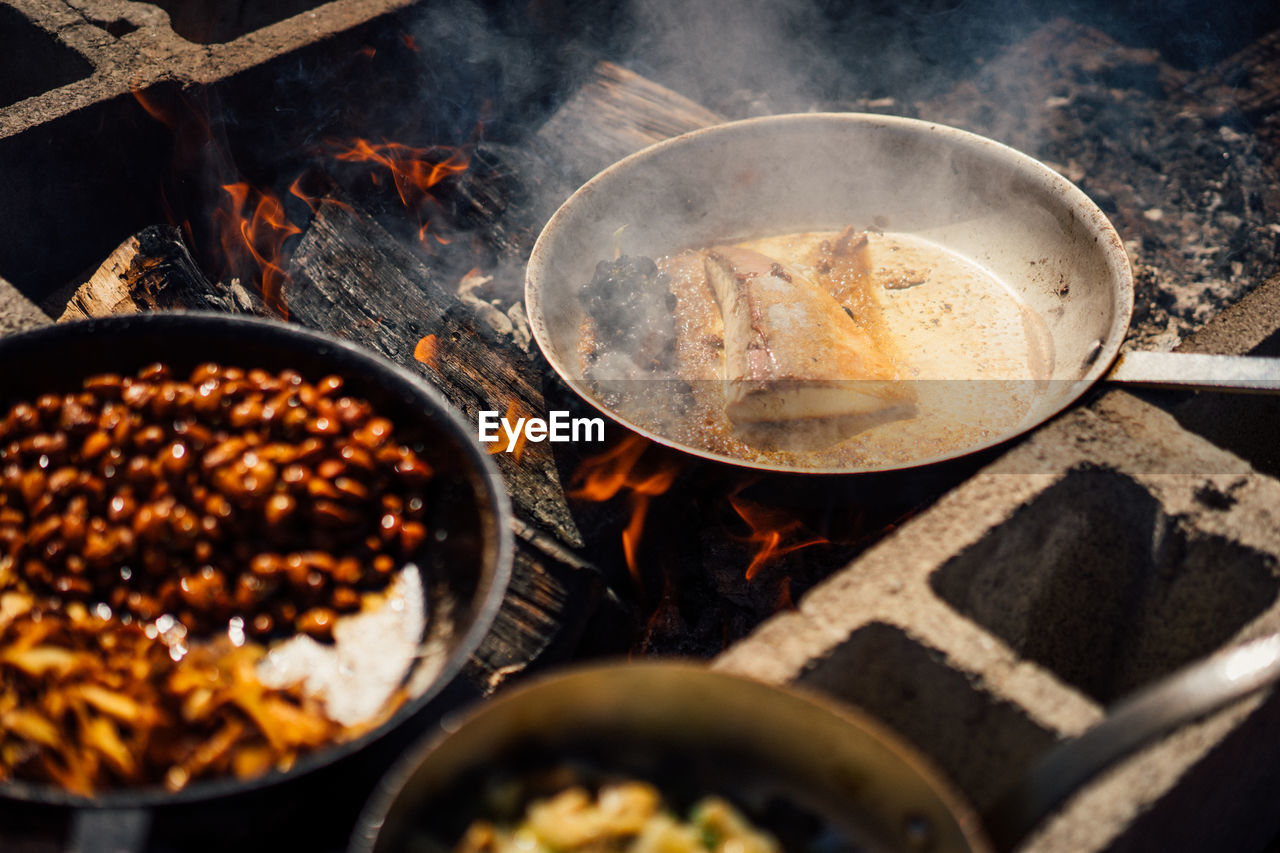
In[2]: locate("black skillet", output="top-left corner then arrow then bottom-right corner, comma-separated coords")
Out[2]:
0,312 -> 513,852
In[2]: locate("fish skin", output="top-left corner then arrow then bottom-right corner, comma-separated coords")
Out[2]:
704,247 -> 914,425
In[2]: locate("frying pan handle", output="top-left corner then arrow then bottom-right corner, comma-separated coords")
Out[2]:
982,633 -> 1280,852
67,807 -> 151,853
1106,351 -> 1280,393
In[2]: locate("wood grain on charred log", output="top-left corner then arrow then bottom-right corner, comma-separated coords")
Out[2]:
532,61 -> 726,187
51,224 -> 262,321
286,197 -> 582,547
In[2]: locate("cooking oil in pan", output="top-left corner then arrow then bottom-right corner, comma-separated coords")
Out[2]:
585,230 -> 1047,471
734,230 -> 1042,466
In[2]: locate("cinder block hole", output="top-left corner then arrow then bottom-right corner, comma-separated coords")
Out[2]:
87,17 -> 140,38
797,622 -> 1056,809
930,467 -> 1279,704
1172,328 -> 1280,479
0,7 -> 93,109
144,0 -> 333,44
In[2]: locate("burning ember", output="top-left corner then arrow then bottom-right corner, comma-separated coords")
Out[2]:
131,84 -> 475,311
413,333 -> 439,367
562,431 -> 892,655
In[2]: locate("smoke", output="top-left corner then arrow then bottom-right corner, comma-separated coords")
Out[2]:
608,0 -> 1058,114
619,0 -> 844,115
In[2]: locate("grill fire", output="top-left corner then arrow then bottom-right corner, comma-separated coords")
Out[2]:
1,0 -> 1280,851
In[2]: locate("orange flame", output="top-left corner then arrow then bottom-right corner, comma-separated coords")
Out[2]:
131,83 -> 175,128
215,183 -> 300,317
413,333 -> 438,368
132,84 -> 473,314
569,435 -> 681,585
287,176 -> 321,214
486,400 -> 529,463
328,139 -> 469,244
727,494 -> 829,581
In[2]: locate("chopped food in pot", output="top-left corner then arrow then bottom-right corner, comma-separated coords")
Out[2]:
455,781 -> 781,853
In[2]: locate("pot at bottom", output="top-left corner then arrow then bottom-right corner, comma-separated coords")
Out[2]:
352,663 -> 992,853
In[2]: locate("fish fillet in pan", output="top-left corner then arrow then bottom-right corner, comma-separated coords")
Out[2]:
703,246 -> 914,427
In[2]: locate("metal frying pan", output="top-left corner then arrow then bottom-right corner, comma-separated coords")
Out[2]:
525,113 -> 1280,474
350,633 -> 1280,853
0,312 -> 514,852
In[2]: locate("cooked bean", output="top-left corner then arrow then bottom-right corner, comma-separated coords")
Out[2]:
313,501 -> 357,528
250,553 -> 282,577
250,612 -> 274,636
84,373 -> 125,395
263,493 -> 296,527
333,477 -> 367,501
28,516 -> 61,547
9,403 -> 38,432
334,397 -> 372,428
331,586 -> 360,612
161,441 -> 190,477
354,417 -> 392,449
306,478 -> 342,501
62,499 -> 88,545
316,458 -> 345,480
47,466 -> 79,496
81,431 -> 112,460
297,607 -> 336,640
30,433 -> 68,458
121,383 -> 156,409
83,532 -> 115,566
20,469 -> 47,507
0,361 -> 435,641
54,574 -> 91,596
107,492 -> 136,523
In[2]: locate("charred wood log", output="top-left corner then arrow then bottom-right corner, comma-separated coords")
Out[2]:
531,61 -> 726,187
50,224 -> 262,321
285,196 -> 582,547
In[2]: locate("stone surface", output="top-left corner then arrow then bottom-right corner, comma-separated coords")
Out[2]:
0,0 -> 416,141
0,274 -> 51,335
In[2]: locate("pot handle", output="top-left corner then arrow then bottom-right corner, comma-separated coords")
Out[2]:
983,633 -> 1280,852
67,807 -> 151,853
1106,351 -> 1280,393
